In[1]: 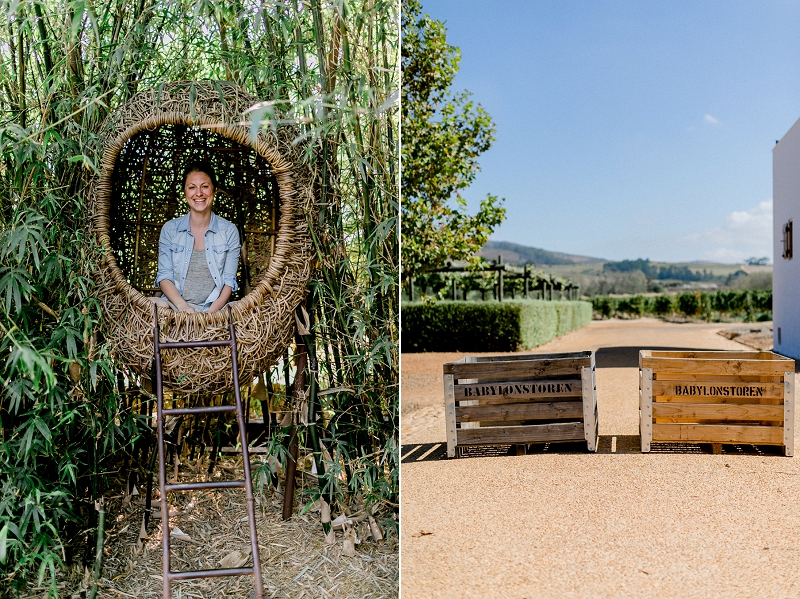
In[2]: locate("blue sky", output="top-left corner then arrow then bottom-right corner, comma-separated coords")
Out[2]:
420,0 -> 800,263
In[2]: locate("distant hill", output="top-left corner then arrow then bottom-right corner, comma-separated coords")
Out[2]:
479,240 -> 605,266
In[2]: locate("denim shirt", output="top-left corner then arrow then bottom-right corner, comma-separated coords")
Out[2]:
155,212 -> 240,306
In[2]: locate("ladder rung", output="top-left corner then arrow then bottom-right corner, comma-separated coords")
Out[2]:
165,480 -> 246,492
163,405 -> 237,416
158,339 -> 233,349
168,566 -> 255,581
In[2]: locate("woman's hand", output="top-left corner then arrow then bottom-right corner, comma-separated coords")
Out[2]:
207,285 -> 233,313
159,279 -> 196,313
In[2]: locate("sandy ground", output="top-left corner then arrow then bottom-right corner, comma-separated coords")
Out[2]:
400,318 -> 800,599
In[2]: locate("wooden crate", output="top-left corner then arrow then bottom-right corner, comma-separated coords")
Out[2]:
639,350 -> 796,455
443,351 -> 598,458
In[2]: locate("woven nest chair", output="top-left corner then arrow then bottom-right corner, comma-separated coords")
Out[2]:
86,82 -> 316,394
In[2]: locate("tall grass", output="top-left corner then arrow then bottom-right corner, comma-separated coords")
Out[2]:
0,1 -> 398,594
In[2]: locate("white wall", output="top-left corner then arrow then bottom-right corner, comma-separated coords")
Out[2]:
773,116 -> 800,358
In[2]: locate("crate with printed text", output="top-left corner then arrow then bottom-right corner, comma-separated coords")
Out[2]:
443,351 -> 598,458
639,350 -> 795,455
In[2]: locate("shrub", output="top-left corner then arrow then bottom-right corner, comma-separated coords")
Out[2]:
520,300 -> 593,346
653,294 -> 674,315
713,290 -> 736,313
592,296 -> 617,319
617,295 -> 646,317
401,300 -> 592,352
752,290 -> 772,312
677,291 -> 703,316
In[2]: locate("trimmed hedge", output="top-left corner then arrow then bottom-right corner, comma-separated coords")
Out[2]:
401,300 -> 592,352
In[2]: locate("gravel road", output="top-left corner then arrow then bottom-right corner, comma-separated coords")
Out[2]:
401,318 -> 800,599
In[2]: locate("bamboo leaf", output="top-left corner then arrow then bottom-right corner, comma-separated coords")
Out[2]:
0,524 -> 8,564
33,416 -> 52,443
189,81 -> 197,122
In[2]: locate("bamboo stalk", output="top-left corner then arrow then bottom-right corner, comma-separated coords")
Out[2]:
88,497 -> 106,599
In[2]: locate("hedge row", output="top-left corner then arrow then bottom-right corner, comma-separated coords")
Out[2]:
401,300 -> 592,352
591,290 -> 772,320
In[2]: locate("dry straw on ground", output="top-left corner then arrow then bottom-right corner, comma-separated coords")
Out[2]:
48,455 -> 397,599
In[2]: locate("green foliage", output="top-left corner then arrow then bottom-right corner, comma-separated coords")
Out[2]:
604,259 -> 712,282
677,291 -> 704,317
518,300 -> 592,348
751,290 -> 772,311
659,264 -> 713,282
726,270 -> 772,290
591,290 -> 771,320
0,1 -> 398,594
616,295 -> 646,317
401,301 -> 521,352
652,294 -> 675,315
401,300 -> 592,352
409,267 -> 578,302
580,270 -> 648,296
401,0 -> 505,280
592,296 -> 616,319
604,259 -> 658,277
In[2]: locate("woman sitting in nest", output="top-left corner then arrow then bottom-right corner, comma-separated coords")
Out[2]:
151,161 -> 240,313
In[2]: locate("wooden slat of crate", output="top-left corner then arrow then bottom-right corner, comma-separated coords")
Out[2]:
456,400 -> 583,423
654,372 -> 781,383
640,367 -> 653,451
652,423 -> 784,445
456,421 -> 585,445
459,394 -> 582,407
470,351 -> 593,363
652,380 -> 785,401
457,361 -> 481,431
640,356 -> 789,377
444,373 -> 457,458
642,350 -> 777,361
454,378 -> 582,402
581,365 -> 598,452
444,356 -> 591,382
784,373 -> 795,456
654,394 -> 782,405
651,402 -> 784,422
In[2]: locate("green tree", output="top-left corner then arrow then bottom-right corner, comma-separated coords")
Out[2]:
401,0 -> 505,282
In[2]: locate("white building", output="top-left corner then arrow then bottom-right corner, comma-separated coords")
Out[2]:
773,118 -> 800,358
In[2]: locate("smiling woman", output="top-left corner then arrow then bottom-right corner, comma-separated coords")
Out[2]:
151,161 -> 241,314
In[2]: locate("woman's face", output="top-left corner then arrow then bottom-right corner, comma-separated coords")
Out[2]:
184,170 -> 215,216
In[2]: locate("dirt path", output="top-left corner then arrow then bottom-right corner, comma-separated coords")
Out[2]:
401,319 -> 800,599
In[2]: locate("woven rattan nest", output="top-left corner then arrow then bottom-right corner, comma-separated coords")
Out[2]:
86,82 -> 316,394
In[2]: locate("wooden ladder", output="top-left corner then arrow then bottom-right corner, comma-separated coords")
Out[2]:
152,304 -> 264,599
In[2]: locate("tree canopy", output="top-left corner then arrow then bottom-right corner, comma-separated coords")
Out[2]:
401,0 -> 505,281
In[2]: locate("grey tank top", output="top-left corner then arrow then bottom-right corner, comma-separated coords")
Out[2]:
182,249 -> 216,309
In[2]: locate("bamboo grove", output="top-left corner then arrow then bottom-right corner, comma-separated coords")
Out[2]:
0,0 -> 398,593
